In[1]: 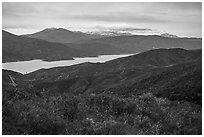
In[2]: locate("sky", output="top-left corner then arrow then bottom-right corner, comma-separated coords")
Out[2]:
2,2 -> 202,37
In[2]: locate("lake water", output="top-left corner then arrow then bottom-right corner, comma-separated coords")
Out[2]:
2,54 -> 134,74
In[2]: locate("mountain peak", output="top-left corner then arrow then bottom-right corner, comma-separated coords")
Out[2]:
45,27 -> 59,30
43,27 -> 72,32
22,27 -> 93,43
160,33 -> 179,38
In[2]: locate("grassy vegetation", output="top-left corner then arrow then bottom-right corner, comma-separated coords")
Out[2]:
2,85 -> 202,135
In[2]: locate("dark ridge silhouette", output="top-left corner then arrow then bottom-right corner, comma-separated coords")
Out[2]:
105,48 -> 202,67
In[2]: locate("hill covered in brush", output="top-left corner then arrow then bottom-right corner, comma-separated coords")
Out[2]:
2,48 -> 202,135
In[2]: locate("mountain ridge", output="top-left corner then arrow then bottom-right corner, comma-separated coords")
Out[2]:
22,28 -> 106,43
2,30 -> 125,63
2,30 -> 84,62
3,29 -> 202,63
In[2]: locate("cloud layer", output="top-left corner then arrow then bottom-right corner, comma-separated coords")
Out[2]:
2,2 -> 202,37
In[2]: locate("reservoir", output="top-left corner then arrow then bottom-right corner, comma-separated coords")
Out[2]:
2,54 -> 134,74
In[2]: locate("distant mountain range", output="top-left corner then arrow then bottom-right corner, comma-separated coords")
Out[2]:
2,30 -> 123,63
2,30 -> 84,62
22,28 -> 106,43
2,28 -> 202,63
75,34 -> 201,52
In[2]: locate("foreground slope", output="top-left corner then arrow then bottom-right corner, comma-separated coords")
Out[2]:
2,48 -> 202,135
27,48 -> 201,81
25,48 -> 202,104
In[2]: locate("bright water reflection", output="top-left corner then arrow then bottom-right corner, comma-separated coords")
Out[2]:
2,54 -> 134,74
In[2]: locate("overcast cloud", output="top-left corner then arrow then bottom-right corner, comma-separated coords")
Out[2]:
2,2 -> 202,37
